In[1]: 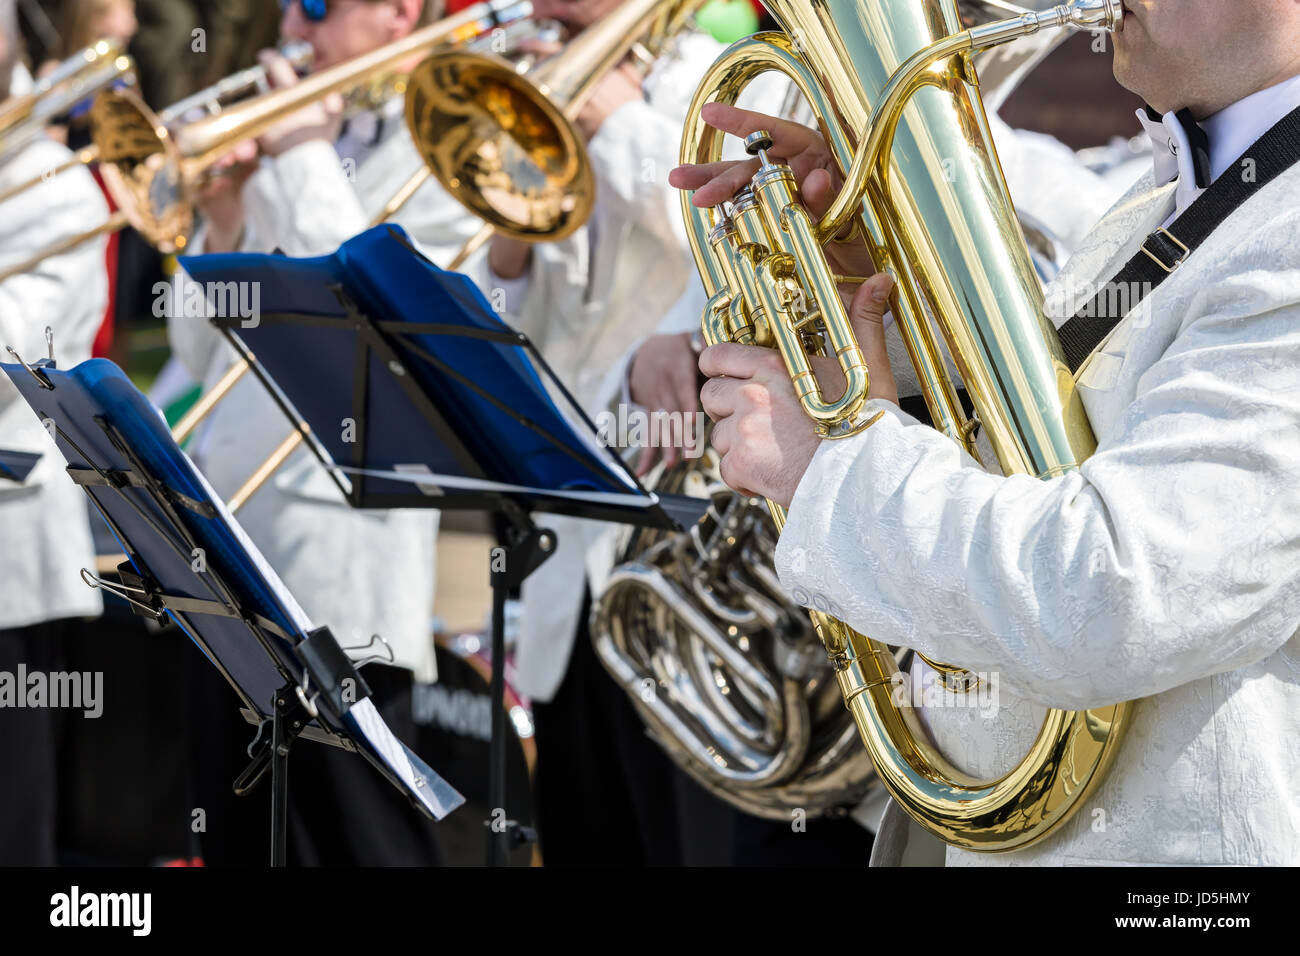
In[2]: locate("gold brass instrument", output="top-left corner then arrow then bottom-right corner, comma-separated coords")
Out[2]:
0,44 -> 309,209
678,0 -> 1129,851
405,0 -> 706,244
592,0 -> 1084,824
0,0 -> 535,284
0,39 -> 134,164
89,0 -> 536,256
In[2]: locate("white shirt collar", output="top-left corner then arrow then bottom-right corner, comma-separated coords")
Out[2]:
1137,73 -> 1300,216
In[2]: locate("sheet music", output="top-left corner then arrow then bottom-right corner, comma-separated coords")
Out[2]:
338,464 -> 656,508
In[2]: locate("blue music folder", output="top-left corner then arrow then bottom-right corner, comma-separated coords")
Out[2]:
179,225 -> 696,530
0,355 -> 464,821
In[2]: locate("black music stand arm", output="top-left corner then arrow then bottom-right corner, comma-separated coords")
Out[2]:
487,500 -> 554,866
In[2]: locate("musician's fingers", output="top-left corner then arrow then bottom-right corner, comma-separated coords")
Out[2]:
709,415 -> 735,455
667,159 -> 740,189
802,167 -> 838,219
258,49 -> 299,89
517,36 -> 564,58
699,342 -> 782,380
635,443 -> 659,478
717,451 -> 759,500
660,414 -> 681,471
670,158 -> 762,208
700,374 -> 739,422
698,102 -> 823,156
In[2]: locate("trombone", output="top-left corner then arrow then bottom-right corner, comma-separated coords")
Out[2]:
403,0 -> 706,269
0,39 -> 135,164
0,0 -> 537,282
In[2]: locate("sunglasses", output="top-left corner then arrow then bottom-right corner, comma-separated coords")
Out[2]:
279,0 -> 361,23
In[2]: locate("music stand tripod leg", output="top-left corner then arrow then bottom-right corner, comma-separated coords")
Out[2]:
486,504 -> 555,866
232,681 -> 313,867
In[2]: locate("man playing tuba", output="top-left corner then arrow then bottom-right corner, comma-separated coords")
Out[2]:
673,0 -> 1300,865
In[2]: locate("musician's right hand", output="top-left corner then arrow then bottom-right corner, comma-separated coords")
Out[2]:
254,48 -> 345,158
193,139 -> 259,253
668,103 -> 877,289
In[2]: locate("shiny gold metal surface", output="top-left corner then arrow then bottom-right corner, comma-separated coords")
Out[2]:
0,40 -> 134,163
678,0 -> 1129,851
405,0 -> 705,242
82,0 -> 534,253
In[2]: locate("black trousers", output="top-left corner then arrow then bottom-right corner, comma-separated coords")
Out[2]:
531,595 -> 694,865
188,645 -> 444,867
531,592 -> 876,866
0,622 -> 66,865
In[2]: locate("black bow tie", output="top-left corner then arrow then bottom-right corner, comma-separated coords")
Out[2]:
1146,104 -> 1213,188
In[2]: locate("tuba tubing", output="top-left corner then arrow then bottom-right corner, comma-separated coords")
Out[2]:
678,0 -> 1129,851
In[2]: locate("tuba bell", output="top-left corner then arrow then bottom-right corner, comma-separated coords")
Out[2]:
676,0 -> 1131,851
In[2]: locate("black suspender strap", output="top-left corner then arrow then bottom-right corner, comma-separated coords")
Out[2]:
1057,103 -> 1300,374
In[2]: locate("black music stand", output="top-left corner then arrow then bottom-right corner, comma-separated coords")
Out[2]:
181,225 -> 706,864
0,351 -> 465,867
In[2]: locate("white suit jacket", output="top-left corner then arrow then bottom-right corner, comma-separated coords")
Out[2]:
775,160 -> 1300,864
169,104 -> 481,681
0,137 -> 108,630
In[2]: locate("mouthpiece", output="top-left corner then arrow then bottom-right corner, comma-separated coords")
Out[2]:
1044,0 -> 1123,32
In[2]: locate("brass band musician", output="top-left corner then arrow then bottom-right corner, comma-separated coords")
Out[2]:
674,0 -> 1300,865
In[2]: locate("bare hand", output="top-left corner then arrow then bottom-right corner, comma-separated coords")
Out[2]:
628,332 -> 700,476
255,49 -> 344,157
667,102 -> 875,282
193,139 -> 259,252
575,60 -> 643,140
698,273 -> 898,508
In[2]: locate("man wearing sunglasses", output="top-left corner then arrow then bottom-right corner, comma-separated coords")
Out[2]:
167,0 -> 471,865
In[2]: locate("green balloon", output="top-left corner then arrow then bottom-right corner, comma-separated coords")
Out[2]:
696,0 -> 759,45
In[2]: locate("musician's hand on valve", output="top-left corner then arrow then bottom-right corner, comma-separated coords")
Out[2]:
628,332 -> 701,477
699,273 -> 897,508
668,103 -> 874,281
255,49 -> 345,157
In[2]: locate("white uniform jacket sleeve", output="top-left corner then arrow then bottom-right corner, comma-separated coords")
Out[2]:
0,143 -> 109,417
243,140 -> 371,258
774,264 -> 1300,712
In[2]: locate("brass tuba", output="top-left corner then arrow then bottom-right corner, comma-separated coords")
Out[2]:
593,444 -> 893,819
677,0 -> 1130,851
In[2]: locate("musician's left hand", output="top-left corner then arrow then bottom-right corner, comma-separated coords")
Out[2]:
699,272 -> 898,508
